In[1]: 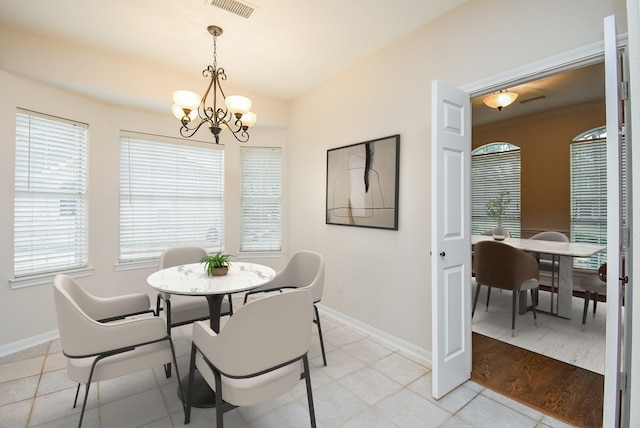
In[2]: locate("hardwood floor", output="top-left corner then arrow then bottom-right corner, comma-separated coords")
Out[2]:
471,332 -> 604,428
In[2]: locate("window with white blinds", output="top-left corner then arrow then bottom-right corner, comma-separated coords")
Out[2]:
569,126 -> 623,270
471,143 -> 521,236
14,109 -> 88,278
119,133 -> 224,263
240,147 -> 282,252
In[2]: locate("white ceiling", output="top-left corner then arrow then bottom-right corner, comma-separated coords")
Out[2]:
0,0 -> 467,101
1,0 -> 604,123
472,62 -> 605,126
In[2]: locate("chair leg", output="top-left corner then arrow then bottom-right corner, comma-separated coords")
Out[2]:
582,290 -> 591,331
168,338 -> 185,415
184,343 -> 198,424
77,382 -> 91,428
76,353 -> 108,428
73,383 -> 81,408
314,304 -> 327,366
593,292 -> 599,318
511,291 -> 517,337
472,283 -> 481,317
550,256 -> 556,313
155,294 -> 162,317
164,300 -> 173,379
530,289 -> 537,326
302,355 -> 317,428
214,370 -> 224,428
486,287 -> 492,312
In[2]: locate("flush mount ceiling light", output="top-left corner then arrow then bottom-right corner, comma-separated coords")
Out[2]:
172,25 -> 256,144
483,90 -> 519,111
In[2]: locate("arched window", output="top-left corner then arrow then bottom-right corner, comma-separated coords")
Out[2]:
471,142 -> 521,236
570,125 -> 616,270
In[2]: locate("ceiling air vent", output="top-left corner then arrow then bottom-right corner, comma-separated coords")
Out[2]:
209,0 -> 255,18
520,95 -> 547,104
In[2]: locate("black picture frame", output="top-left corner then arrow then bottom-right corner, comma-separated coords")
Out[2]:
326,134 -> 400,230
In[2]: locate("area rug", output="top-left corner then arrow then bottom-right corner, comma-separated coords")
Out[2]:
471,332 -> 604,428
471,287 -> 606,374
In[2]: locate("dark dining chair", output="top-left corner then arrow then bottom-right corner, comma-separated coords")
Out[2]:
579,262 -> 607,331
472,240 -> 540,336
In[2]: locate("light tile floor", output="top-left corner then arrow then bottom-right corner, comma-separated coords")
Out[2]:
0,299 -> 577,428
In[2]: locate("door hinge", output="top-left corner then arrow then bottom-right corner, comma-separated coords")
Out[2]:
620,81 -> 629,101
623,227 -> 631,247
620,371 -> 627,391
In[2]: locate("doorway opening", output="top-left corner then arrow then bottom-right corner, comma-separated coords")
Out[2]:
469,60 -> 607,374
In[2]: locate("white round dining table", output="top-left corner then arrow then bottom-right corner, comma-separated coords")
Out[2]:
147,261 -> 275,333
147,261 -> 275,408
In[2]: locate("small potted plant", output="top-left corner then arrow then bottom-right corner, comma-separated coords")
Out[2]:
486,191 -> 512,240
201,252 -> 232,276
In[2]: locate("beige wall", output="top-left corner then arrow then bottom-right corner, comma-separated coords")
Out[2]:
287,0 -> 627,353
473,101 -> 606,237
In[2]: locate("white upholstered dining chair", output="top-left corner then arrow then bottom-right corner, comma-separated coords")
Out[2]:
185,289 -> 317,427
242,250 -> 327,366
155,246 -> 232,377
53,274 -> 183,428
529,231 -> 569,312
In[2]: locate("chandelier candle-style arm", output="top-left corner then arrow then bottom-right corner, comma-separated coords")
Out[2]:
172,25 -> 256,144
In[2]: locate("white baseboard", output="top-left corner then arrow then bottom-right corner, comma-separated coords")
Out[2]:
317,303 -> 432,368
0,330 -> 60,358
2,308 -> 434,369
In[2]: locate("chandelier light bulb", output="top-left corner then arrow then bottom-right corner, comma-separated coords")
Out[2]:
172,90 -> 201,111
172,104 -> 196,122
240,111 -> 257,128
225,95 -> 252,117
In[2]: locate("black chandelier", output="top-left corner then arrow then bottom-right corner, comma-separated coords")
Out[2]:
172,25 -> 256,144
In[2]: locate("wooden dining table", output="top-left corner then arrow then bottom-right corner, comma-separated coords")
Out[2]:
472,235 -> 605,318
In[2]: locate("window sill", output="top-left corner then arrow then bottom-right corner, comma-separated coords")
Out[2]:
236,251 -> 284,260
114,260 -> 159,271
9,266 -> 95,290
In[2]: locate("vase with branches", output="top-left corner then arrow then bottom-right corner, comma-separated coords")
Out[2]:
486,191 -> 512,240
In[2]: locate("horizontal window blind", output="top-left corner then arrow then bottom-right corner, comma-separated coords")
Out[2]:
471,145 -> 521,237
240,147 -> 282,252
14,110 -> 88,277
119,134 -> 224,262
570,136 -> 607,270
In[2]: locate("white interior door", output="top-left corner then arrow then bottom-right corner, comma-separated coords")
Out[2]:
603,14 -> 626,427
431,80 -> 471,399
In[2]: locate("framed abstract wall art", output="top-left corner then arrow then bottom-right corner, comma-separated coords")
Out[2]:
326,134 -> 400,230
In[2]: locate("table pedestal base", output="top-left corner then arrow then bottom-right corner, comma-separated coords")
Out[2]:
178,370 -> 216,408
